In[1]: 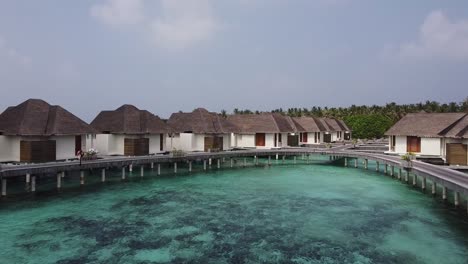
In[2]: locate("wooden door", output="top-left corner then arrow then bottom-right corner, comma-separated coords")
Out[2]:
255,133 -> 266,147
302,133 -> 308,143
160,134 -> 164,151
406,136 -> 421,153
447,144 -> 467,165
323,133 -> 331,143
20,140 -> 56,163
287,135 -> 299,146
204,136 -> 223,152
75,135 -> 82,153
124,138 -> 149,156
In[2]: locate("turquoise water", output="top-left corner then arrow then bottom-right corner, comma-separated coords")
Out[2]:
1,161 -> 468,263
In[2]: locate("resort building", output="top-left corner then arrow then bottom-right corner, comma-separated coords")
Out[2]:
227,113 -> 299,148
167,108 -> 238,152
291,117 -> 327,144
0,99 -> 96,163
320,118 -> 351,142
385,113 -> 468,165
90,105 -> 171,156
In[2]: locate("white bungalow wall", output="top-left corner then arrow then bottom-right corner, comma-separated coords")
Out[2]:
0,136 -> 20,162
50,136 -> 76,160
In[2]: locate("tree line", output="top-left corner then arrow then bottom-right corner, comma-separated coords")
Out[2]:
225,98 -> 468,139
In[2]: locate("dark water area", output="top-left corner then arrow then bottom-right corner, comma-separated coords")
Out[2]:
1,162 -> 468,263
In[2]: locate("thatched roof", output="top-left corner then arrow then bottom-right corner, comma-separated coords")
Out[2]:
0,99 -> 96,136
91,104 -> 171,134
385,113 -> 467,138
292,117 -> 325,132
227,113 -> 296,134
168,108 -> 238,134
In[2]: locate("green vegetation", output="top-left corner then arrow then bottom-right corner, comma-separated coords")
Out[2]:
230,98 -> 468,139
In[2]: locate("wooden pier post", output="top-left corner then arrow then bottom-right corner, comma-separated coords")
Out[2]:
203,160 -> 207,170
455,192 -> 460,207
217,159 -> 220,169
364,159 -> 368,169
294,156 -> 297,164
276,154 -> 279,160
405,171 -> 409,183
432,182 -> 436,195
354,158 -> 358,168
398,168 -> 402,180
31,176 -> 36,192
230,158 -> 233,168
376,161 -> 380,172
129,164 -> 133,172
1,179 -> 6,196
268,156 -> 271,166
344,158 -> 348,167
122,167 -> 126,180
384,164 -> 388,175
244,158 -> 247,167
422,177 -> 426,191
209,158 -> 212,167
26,173 -> 31,183
151,162 -> 154,169
442,186 -> 447,200
57,173 -> 62,189
282,155 -> 285,163
174,162 -> 177,173
140,166 -> 144,177
157,164 -> 161,175
412,174 -> 417,186
101,168 -> 106,182
255,156 -> 258,166
390,166 -> 394,177
189,161 -> 192,172
80,171 -> 85,185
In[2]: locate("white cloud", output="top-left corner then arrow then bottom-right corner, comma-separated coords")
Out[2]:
150,0 -> 218,50
396,10 -> 468,60
90,0 -> 145,26
90,0 -> 219,50
0,36 -> 32,67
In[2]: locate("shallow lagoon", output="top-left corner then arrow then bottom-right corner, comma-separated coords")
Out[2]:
1,161 -> 468,264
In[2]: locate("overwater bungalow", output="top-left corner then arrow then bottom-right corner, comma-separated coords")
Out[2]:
321,118 -> 351,142
385,112 -> 468,165
291,117 -> 327,144
90,105 -> 171,156
227,113 -> 299,148
167,108 -> 238,152
0,99 -> 96,163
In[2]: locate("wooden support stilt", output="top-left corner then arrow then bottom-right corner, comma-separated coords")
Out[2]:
174,162 -> 177,173
376,161 -> 379,172
354,159 -> 358,168
412,174 -> 417,186
244,158 -> 247,167
294,156 -> 297,164
101,168 -> 106,182
151,162 -> 154,169
57,173 -> 62,189
157,164 -> 161,175
26,173 -> 31,183
422,177 -> 426,191
442,186 -> 447,200
384,164 -> 388,174
230,158 -> 233,168
31,176 -> 36,192
189,161 -> 192,172
344,158 -> 348,167
455,192 -> 460,207
1,178 -> 7,196
364,159 -> 368,170
140,166 -> 144,177
390,166 -> 394,177
203,160 -> 207,170
122,167 -> 126,180
405,171 -> 409,183
80,171 -> 85,184
268,156 -> 271,166
398,168 -> 402,180
129,164 -> 133,172
217,159 -> 220,169
432,182 -> 436,195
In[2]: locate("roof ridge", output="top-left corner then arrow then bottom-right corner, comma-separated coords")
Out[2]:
271,114 -> 280,133
439,113 -> 468,136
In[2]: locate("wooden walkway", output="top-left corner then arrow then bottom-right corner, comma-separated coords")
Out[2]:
1,147 -> 468,209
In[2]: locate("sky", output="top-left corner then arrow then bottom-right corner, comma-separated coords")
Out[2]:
0,0 -> 467,121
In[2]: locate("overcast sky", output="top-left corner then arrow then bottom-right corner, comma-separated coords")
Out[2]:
1,0 -> 467,121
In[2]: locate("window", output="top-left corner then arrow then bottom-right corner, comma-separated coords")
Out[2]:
301,133 -> 308,143
391,136 -> 396,151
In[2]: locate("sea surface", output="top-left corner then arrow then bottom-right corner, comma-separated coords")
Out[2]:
1,159 -> 468,264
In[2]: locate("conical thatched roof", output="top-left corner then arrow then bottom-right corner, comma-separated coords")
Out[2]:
168,108 -> 238,134
91,104 -> 171,134
0,99 -> 95,136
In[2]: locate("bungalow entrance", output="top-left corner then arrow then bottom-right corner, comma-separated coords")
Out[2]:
344,132 -> 351,140
255,133 -> 265,147
20,140 -> 56,163
204,136 -> 223,152
124,138 -> 149,156
407,136 -> 421,153
323,133 -> 332,143
287,134 -> 299,147
446,143 -> 467,165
